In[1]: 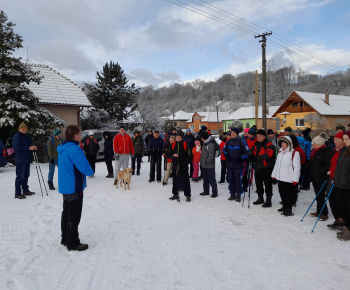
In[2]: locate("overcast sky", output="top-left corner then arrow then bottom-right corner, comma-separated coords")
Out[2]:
1,0 -> 350,87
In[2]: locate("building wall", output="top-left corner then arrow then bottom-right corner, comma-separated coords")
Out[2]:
172,120 -> 188,129
223,118 -> 277,132
40,104 -> 80,126
187,114 -> 223,132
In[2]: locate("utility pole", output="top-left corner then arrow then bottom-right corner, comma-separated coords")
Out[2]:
254,70 -> 258,127
216,100 -> 219,133
255,32 -> 272,130
172,107 -> 175,127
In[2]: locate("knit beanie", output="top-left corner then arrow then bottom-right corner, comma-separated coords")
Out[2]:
313,135 -> 325,146
295,128 -> 301,134
248,129 -> 256,135
244,128 -> 249,133
334,132 -> 344,139
226,131 -> 231,135
176,130 -> 184,137
285,127 -> 292,133
53,129 -> 62,136
201,131 -> 209,140
256,129 -> 267,136
267,129 -> 274,135
201,125 -> 208,131
231,128 -> 240,135
19,122 -> 27,129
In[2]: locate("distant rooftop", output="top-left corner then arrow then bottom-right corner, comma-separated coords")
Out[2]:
26,64 -> 91,107
223,106 -> 280,121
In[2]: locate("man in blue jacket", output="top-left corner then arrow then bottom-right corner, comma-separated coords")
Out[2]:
57,125 -> 94,251
223,128 -> 249,202
12,122 -> 37,199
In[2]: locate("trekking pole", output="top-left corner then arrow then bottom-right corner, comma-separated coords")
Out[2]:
34,151 -> 48,196
34,154 -> 44,197
248,163 -> 252,208
242,165 -> 250,207
311,184 -> 334,233
301,179 -> 328,222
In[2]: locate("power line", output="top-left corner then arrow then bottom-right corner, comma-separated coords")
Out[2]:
287,24 -> 350,37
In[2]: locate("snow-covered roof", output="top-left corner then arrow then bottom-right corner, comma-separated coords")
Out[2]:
223,106 -> 279,121
293,91 -> 350,115
190,111 -> 231,122
165,110 -> 194,121
26,64 -> 91,107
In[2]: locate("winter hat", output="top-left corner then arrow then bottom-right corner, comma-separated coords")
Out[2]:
195,140 -> 200,146
244,128 -> 249,133
313,135 -> 326,146
248,129 -> 256,135
334,132 -> 344,140
154,129 -> 160,134
256,129 -> 267,136
285,127 -> 293,133
302,130 -> 309,136
336,125 -> 345,131
89,131 -> 94,136
171,127 -> 176,131
186,129 -> 191,132
134,130 -> 140,135
176,130 -> 184,137
226,131 -> 231,135
231,128 -> 240,135
53,129 -> 62,136
344,131 -> 350,138
19,122 -> 27,129
119,125 -> 126,130
267,129 -> 274,135
320,132 -> 329,140
201,125 -> 208,131
294,128 -> 301,135
201,131 -> 209,140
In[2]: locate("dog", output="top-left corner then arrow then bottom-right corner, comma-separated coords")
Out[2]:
116,168 -> 133,190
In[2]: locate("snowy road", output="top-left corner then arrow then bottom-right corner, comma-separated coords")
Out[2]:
0,158 -> 349,290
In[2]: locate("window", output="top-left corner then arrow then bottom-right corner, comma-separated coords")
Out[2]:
195,116 -> 199,120
245,123 -> 250,129
292,101 -> 298,108
300,101 -> 304,107
174,121 -> 178,126
295,119 -> 305,127
199,124 -> 205,130
190,124 -> 195,130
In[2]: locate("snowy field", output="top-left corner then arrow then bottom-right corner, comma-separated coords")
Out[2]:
1,157 -> 350,290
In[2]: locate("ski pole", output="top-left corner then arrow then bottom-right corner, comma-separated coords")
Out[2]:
311,184 -> 334,233
301,179 -> 328,222
242,164 -> 251,207
35,162 -> 44,197
248,163 -> 252,208
34,151 -> 48,196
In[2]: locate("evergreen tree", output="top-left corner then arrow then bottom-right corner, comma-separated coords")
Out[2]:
0,10 -> 66,145
85,61 -> 139,122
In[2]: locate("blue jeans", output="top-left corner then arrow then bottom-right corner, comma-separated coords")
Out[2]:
15,163 -> 30,196
48,158 -> 58,182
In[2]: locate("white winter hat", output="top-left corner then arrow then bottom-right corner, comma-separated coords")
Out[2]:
313,135 -> 325,146
89,131 -> 94,136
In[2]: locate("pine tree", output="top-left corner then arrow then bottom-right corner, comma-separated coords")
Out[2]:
0,10 -> 66,145
84,61 -> 139,123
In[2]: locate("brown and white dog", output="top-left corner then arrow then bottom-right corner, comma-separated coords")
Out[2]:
116,168 -> 133,190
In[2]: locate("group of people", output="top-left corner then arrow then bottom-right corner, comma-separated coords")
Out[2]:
6,121 -> 350,251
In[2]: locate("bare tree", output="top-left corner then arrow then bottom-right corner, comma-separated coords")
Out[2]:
304,113 -> 326,129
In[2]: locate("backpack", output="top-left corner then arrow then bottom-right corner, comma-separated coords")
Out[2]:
214,140 -> 221,158
292,149 -> 305,170
5,137 -> 14,156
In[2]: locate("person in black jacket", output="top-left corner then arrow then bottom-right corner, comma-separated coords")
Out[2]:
103,131 -> 114,178
334,131 -> 350,240
145,130 -> 153,162
184,129 -> 195,177
308,135 -> 332,221
148,130 -> 164,182
84,132 -> 100,178
169,131 -> 192,202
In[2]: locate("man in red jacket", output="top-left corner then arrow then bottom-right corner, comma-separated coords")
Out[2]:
113,125 -> 135,185
327,132 -> 345,229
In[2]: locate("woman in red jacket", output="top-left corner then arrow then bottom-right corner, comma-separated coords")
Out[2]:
218,131 -> 231,183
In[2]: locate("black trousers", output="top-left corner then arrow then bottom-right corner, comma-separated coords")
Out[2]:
86,155 -> 97,173
220,159 -> 227,182
329,186 -> 343,220
132,154 -> 142,173
150,155 -> 162,182
104,155 -> 114,175
302,164 -> 311,189
172,168 -> 191,197
255,167 -> 273,197
313,181 -> 328,215
61,192 -> 83,248
337,189 -> 350,227
278,181 -> 297,210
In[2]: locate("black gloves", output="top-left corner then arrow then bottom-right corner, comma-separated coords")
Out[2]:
50,159 -> 55,164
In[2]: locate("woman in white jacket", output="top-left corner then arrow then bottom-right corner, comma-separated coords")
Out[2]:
272,136 -> 301,216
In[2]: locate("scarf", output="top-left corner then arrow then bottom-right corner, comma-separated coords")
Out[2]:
310,144 -> 326,159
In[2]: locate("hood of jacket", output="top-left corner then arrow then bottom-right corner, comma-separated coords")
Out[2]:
278,136 -> 292,152
103,131 -> 112,139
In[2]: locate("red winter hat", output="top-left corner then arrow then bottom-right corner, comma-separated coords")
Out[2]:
334,132 -> 344,139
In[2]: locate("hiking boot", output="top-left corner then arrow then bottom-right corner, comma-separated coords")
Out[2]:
162,182 -> 167,186
61,240 -> 67,246
200,192 -> 209,196
148,180 -> 154,183
186,196 -> 191,202
169,194 -> 179,201
337,227 -> 350,241
310,212 -> 318,217
235,196 -> 241,202
67,243 -> 89,251
15,195 -> 26,199
218,180 -> 225,184
132,172 -> 135,175
114,180 -> 117,185
278,206 -> 285,212
319,215 -> 328,221
327,219 -> 345,230
137,170 -> 140,176
228,195 -> 236,201
253,195 -> 264,205
210,194 -> 218,198
23,191 -> 35,196
262,197 -> 272,208
106,174 -> 114,178
282,208 -> 293,216
48,181 -> 55,190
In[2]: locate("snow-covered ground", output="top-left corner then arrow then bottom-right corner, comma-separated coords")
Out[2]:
0,157 -> 349,290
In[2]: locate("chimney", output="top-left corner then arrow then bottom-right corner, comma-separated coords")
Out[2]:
325,90 -> 329,105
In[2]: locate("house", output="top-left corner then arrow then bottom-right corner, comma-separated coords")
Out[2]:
222,106 -> 280,132
272,91 -> 350,131
187,111 -> 230,132
164,110 -> 194,129
26,64 -> 91,127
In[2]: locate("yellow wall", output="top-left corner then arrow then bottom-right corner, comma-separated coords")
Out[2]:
276,112 -> 310,131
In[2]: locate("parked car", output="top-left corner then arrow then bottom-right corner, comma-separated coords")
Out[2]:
81,129 -> 119,160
